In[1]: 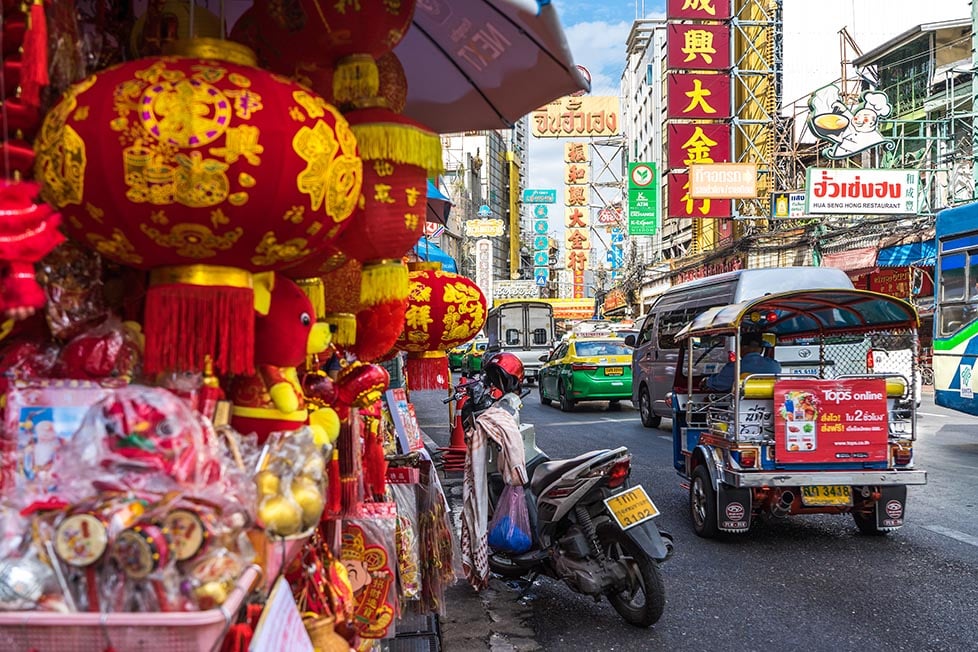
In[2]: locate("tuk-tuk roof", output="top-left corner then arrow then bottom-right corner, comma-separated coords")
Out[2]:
676,288 -> 919,340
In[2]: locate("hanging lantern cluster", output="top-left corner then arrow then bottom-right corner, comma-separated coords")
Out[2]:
32,42 -> 362,375
396,265 -> 487,390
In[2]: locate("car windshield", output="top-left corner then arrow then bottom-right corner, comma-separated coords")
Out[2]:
575,341 -> 631,357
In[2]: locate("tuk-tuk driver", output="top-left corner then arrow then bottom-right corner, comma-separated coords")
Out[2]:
703,332 -> 781,392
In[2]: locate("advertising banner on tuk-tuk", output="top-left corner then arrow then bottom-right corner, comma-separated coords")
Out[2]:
773,378 -> 889,464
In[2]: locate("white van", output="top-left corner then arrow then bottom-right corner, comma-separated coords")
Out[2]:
484,300 -> 556,384
630,268 -> 855,428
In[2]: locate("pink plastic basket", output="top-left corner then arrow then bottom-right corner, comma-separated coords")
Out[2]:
0,565 -> 261,652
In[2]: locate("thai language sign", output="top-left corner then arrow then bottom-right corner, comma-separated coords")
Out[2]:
465,218 -> 505,237
531,96 -> 621,138
627,162 -> 658,235
805,168 -> 920,215
689,163 -> 757,199
773,378 -> 889,464
522,189 -> 557,204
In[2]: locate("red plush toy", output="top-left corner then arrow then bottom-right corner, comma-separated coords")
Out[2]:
228,275 -> 338,444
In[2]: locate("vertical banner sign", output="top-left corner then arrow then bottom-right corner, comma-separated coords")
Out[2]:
565,142 -> 590,298
773,378 -> 889,464
665,2 -> 734,228
627,162 -> 658,235
608,226 -> 625,280
474,238 -> 494,307
532,203 -> 551,287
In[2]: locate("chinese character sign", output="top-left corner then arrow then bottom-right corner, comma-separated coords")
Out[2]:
666,172 -> 731,218
475,238 -> 494,306
667,23 -> 731,70
667,73 -> 731,119
532,96 -> 621,138
667,123 -> 731,169
667,0 -> 732,20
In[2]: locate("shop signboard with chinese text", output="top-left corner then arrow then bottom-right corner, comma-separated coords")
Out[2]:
773,378 -> 889,464
667,172 -> 731,218
667,123 -> 730,169
667,74 -> 731,119
672,253 -> 743,284
627,162 -> 658,235
689,163 -> 757,199
805,168 -> 920,215
565,141 -> 590,297
495,280 -> 540,300
531,96 -> 621,138
475,238 -> 494,306
667,23 -> 731,70
667,0 -> 732,19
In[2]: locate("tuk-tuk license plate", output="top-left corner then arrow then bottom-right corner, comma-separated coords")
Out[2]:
800,485 -> 852,506
604,367 -> 624,376
604,485 -> 659,530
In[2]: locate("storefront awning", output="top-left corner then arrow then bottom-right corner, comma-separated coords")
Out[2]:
876,240 -> 936,267
413,236 -> 457,273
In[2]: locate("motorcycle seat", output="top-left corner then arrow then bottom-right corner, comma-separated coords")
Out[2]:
531,450 -> 612,495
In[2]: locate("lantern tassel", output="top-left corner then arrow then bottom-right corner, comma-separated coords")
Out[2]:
326,448 -> 342,516
21,0 -> 49,109
405,352 -> 450,391
323,312 -> 357,347
350,120 -> 443,176
359,260 -> 408,307
294,277 -> 326,320
144,283 -> 255,376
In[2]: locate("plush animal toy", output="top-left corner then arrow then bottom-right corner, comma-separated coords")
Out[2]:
228,275 -> 339,445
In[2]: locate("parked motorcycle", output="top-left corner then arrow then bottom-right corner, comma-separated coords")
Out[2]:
447,353 -> 672,627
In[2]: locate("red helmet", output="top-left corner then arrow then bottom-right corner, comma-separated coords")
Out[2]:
483,352 -> 524,394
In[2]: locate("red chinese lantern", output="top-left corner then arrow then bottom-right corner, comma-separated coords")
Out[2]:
334,107 -> 442,306
396,266 -> 487,390
321,257 -> 407,362
32,42 -> 362,375
230,0 -> 416,103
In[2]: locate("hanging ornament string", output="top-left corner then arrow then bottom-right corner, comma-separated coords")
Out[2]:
0,9 -> 9,179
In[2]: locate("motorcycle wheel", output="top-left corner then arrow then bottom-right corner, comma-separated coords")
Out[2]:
488,553 -> 529,579
598,525 -> 665,628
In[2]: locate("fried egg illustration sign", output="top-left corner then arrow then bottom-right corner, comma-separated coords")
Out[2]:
774,378 -> 889,464
807,84 -> 896,159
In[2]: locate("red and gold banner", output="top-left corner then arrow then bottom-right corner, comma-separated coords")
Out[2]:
667,123 -> 730,170
667,0 -> 732,20
667,24 -> 731,70
666,172 -> 731,218
666,73 -> 731,119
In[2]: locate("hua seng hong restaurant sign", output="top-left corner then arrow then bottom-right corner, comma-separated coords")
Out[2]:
805,168 -> 920,215
531,96 -> 621,138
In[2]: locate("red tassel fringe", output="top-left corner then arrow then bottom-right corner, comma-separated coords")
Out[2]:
405,354 -> 450,391
143,284 -> 255,376
21,1 -> 49,109
326,448 -> 341,516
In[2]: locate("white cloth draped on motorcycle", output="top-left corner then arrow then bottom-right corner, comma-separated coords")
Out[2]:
461,404 -> 528,590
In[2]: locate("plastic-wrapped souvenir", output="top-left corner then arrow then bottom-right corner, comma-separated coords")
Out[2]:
254,429 -> 326,538
36,241 -> 107,342
341,504 -> 398,640
389,482 -> 420,601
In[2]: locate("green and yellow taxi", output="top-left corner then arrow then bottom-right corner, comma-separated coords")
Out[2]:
448,343 -> 469,371
538,334 -> 633,411
461,338 -> 489,374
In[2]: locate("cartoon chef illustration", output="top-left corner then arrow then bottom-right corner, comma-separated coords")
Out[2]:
808,85 -> 895,159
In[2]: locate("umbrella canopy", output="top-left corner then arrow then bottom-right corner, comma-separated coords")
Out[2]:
413,236 -> 458,273
395,0 -> 590,132
427,179 -> 453,225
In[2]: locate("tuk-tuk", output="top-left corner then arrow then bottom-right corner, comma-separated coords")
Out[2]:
672,288 -> 927,537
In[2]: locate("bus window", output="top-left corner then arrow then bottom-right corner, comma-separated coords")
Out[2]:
941,252 -> 966,302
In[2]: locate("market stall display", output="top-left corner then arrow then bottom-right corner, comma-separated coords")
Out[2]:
0,0 -> 580,648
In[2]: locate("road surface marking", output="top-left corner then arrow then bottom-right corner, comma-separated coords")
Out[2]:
922,525 -> 978,549
658,435 -> 672,442
917,412 -> 945,418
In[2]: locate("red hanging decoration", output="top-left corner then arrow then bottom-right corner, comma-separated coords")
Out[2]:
32,44 -> 362,375
20,0 -> 48,109
396,267 -> 487,390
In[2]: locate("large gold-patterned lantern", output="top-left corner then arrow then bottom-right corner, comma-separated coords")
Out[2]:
33,42 -> 362,375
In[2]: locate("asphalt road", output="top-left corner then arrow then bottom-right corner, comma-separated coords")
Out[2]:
413,385 -> 978,652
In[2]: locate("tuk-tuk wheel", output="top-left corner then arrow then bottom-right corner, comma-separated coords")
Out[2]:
852,510 -> 889,536
690,465 -> 719,538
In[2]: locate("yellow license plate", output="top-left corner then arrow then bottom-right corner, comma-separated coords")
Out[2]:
604,485 -> 659,530
604,367 -> 624,376
800,485 -> 852,506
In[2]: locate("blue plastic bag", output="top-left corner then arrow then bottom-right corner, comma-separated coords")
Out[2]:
488,484 -> 532,554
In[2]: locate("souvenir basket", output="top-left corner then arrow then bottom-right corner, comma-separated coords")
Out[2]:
0,565 -> 261,652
